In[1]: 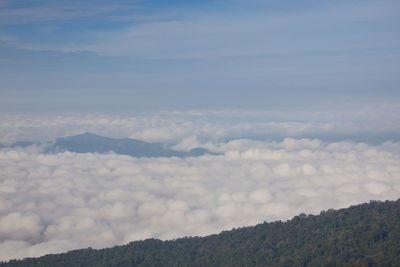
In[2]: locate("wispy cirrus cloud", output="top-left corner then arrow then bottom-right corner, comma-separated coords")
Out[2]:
2,0 -> 399,58
0,1 -> 140,25
0,0 -> 399,111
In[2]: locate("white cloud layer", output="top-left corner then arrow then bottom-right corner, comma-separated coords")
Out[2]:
1,139 -> 399,261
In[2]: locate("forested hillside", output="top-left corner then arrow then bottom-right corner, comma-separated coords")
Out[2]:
2,199 -> 400,267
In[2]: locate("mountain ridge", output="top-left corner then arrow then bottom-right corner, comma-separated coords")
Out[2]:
5,132 -> 218,158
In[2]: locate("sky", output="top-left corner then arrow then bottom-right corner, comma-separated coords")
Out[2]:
1,0 -> 400,262
0,0 -> 400,111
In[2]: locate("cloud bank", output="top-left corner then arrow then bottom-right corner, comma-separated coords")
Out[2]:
1,107 -> 399,145
1,139 -> 399,261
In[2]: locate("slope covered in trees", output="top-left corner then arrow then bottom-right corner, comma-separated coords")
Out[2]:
2,199 -> 400,266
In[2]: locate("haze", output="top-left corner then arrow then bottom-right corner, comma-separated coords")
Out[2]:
0,0 -> 399,262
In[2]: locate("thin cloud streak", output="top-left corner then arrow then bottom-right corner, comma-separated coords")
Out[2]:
0,1 -> 140,25
2,0 -> 399,59
1,1 -> 399,111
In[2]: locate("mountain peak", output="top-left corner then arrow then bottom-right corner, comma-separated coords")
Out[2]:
76,132 -> 100,137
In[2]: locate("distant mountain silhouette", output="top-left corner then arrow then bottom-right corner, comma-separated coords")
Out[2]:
10,141 -> 35,148
37,132 -> 218,158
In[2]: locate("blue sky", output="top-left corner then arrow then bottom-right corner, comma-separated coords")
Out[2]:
0,0 -> 399,111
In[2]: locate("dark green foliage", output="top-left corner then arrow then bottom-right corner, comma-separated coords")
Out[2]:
2,199 -> 400,266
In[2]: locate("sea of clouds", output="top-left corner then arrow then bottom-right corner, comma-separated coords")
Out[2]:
0,110 -> 400,261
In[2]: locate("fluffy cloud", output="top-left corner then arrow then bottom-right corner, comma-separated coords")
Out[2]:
0,139 -> 399,261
